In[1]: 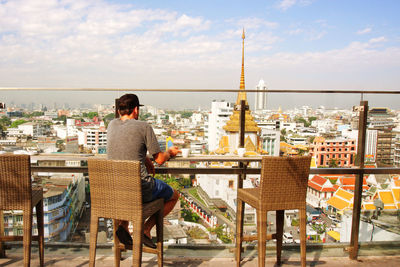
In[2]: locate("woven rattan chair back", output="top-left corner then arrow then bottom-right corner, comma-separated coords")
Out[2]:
258,156 -> 311,210
0,154 -> 32,211
0,154 -> 44,267
88,159 -> 143,222
88,158 -> 164,267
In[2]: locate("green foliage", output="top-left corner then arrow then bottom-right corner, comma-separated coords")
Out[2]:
180,111 -> 193,119
53,115 -> 67,124
10,119 -> 27,128
23,111 -> 44,118
295,116 -> 317,127
312,223 -> 326,234
188,188 -> 205,205
103,113 -> 115,121
155,174 -> 183,191
180,200 -> 200,222
291,218 -> 299,226
103,113 -> 115,127
328,159 -> 338,168
208,225 -> 232,243
83,112 -> 98,119
0,116 -> 11,130
139,112 -> 152,121
187,226 -> 207,239
280,128 -> 287,142
181,178 -> 191,187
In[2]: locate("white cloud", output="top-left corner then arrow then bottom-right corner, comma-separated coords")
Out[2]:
277,0 -> 313,11
369,36 -> 386,43
288,28 -> 304,35
277,0 -> 297,11
357,27 -> 372,35
0,0 -> 399,105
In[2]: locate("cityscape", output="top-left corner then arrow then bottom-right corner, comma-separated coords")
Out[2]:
1,1 -> 400,265
1,83 -> 400,246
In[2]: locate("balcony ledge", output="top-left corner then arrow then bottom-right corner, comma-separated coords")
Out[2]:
2,241 -> 400,266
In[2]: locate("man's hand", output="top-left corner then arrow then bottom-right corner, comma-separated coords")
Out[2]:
168,146 -> 181,158
145,156 -> 155,176
153,146 -> 181,166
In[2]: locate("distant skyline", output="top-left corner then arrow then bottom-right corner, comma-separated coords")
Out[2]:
1,0 -> 400,110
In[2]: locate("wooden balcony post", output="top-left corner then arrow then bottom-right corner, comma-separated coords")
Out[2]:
349,100 -> 368,260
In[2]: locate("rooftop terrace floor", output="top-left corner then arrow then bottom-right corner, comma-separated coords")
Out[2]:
1,243 -> 400,267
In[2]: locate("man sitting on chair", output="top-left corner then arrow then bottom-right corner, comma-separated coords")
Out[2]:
107,93 -> 180,248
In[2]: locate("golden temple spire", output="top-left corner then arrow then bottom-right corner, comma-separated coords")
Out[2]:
223,29 -> 260,133
236,28 -> 248,106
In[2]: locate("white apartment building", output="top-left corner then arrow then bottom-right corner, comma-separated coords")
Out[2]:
83,123 -> 107,153
18,122 -> 49,138
259,127 -> 280,156
206,101 -> 234,151
255,79 -> 267,111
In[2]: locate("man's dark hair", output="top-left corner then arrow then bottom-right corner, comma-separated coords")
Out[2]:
117,94 -> 143,116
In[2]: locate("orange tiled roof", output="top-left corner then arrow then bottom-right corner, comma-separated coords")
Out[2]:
392,188 -> 400,204
310,175 -> 327,186
335,188 -> 354,201
363,203 -> 376,210
327,196 -> 352,210
308,176 -> 336,192
378,191 -> 396,210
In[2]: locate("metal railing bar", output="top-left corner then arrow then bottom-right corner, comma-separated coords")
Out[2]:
30,166 -> 400,175
1,88 -> 400,94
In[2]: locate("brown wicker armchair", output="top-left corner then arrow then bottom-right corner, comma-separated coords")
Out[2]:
88,158 -> 164,267
0,154 -> 44,267
235,156 -> 311,267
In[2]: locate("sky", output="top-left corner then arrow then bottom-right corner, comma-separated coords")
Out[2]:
1,0 -> 400,110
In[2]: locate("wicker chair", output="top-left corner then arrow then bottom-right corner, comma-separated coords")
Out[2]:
88,158 -> 164,267
235,156 -> 311,267
0,154 -> 44,267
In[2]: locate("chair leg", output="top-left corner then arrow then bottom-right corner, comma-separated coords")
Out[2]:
0,210 -> 5,258
36,200 -> 45,267
131,221 -> 142,267
113,219 -> 121,267
156,207 -> 164,267
299,207 -> 307,267
23,211 -> 33,267
235,199 -> 245,267
89,216 -> 99,267
257,209 -> 267,267
276,210 -> 284,265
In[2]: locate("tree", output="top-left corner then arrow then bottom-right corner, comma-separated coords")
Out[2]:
328,159 -> 338,168
180,200 -> 200,222
10,119 -> 27,128
208,225 -> 232,243
84,112 -> 98,119
180,111 -> 193,119
0,116 -> 11,131
280,128 -> 287,142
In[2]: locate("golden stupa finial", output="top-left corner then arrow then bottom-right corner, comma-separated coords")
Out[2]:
236,28 -> 247,106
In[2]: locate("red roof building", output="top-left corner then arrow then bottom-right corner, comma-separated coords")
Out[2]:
333,175 -> 369,191
307,175 -> 336,209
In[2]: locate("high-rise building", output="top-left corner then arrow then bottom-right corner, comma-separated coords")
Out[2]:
206,100 -> 234,151
255,79 -> 267,110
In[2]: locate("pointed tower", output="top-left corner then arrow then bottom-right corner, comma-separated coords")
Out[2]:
222,29 -> 261,154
